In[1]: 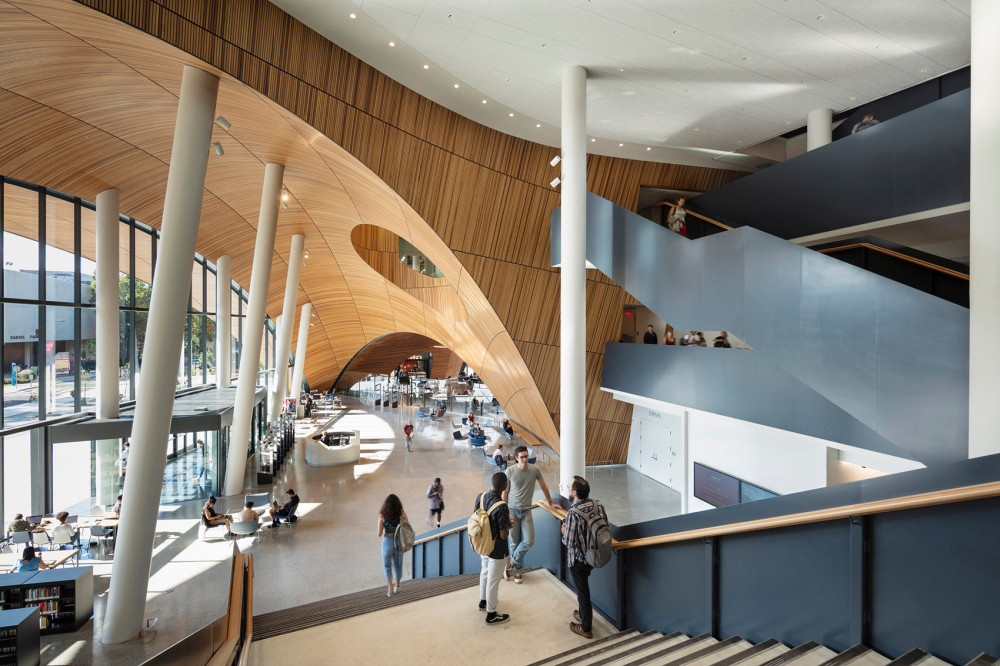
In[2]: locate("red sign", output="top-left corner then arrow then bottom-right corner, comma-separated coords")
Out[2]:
45,341 -> 55,354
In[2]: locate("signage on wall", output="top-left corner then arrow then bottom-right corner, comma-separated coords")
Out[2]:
646,409 -> 661,420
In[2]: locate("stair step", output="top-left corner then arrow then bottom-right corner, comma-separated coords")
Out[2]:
598,632 -> 690,666
713,639 -> 789,666
779,644 -> 838,666
818,645 -> 889,666
887,649 -> 950,666
557,631 -> 666,666
760,642 -> 823,666
683,638 -> 755,666
626,633 -> 718,665
965,654 -> 1000,666
524,630 -> 641,666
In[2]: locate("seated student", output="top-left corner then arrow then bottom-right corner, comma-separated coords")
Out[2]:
52,512 -> 78,546
236,501 -> 260,525
7,513 -> 29,534
491,443 -> 507,470
467,412 -> 477,426
469,424 -> 484,439
202,496 -> 231,533
268,489 -> 300,528
502,419 -> 515,438
7,546 -> 50,573
113,495 -> 123,516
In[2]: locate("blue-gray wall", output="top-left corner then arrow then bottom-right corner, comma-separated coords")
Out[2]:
553,193 -> 968,465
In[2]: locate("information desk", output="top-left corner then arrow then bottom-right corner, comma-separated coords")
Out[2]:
306,429 -> 361,466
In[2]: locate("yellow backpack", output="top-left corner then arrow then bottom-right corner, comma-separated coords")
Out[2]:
468,493 -> 506,556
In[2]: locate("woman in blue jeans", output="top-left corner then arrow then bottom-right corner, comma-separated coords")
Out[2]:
377,494 -> 408,598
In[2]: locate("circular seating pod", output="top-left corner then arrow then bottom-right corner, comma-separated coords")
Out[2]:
306,430 -> 361,467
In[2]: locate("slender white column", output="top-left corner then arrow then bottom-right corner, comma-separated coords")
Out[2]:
559,65 -> 587,495
215,254 -> 231,388
103,65 -> 219,645
806,108 -> 833,151
268,234 -> 305,420
970,0 -> 1000,457
289,303 -> 312,400
224,164 -> 283,495
96,189 -> 120,419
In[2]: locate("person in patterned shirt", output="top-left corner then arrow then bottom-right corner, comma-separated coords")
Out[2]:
561,475 -> 608,639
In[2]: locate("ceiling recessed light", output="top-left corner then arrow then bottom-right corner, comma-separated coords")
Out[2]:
619,143 -> 624,147
646,147 -> 651,151
423,64 -> 429,70
742,56 -> 751,61
482,99 -> 488,104
693,128 -> 700,131
816,14 -> 825,19
875,44 -> 881,49
920,67 -> 929,73
737,140 -> 743,144
349,12 -> 356,19
786,120 -> 793,124
453,83 -> 460,88
508,112 -> 514,117
848,96 -> 856,101
590,138 -> 596,142
389,41 -> 395,47
618,68 -> 624,73
672,28 -> 679,34
536,123 -> 541,128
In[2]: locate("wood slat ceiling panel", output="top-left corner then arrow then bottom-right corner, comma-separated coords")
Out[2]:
26,0 -> 747,463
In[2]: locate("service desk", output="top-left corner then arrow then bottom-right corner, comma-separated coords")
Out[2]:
305,429 -> 361,466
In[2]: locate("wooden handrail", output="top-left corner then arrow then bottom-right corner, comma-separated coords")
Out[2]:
817,242 -> 969,281
657,202 -> 733,231
612,480 -> 1000,551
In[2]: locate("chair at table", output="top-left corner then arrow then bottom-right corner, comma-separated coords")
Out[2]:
90,525 -> 114,554
30,531 -> 50,552
9,532 -> 30,547
51,531 -> 75,550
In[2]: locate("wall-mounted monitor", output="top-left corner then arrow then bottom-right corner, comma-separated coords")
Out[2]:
740,480 -> 778,504
694,463 -> 740,508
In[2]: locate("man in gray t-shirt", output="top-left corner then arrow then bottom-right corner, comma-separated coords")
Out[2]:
502,445 -> 557,583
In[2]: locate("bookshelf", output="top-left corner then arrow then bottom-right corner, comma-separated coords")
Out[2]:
0,575 -> 34,614
0,607 -> 39,666
19,568 -> 92,634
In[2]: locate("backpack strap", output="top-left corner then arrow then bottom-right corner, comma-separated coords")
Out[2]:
483,494 -> 506,515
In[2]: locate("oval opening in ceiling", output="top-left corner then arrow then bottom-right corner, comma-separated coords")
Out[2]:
351,224 -> 468,323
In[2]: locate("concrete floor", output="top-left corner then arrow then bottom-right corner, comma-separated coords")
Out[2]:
248,567 -> 617,666
38,397 -> 681,664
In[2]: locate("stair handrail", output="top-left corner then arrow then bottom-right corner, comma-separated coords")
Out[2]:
816,241 -> 970,281
657,202 -> 732,231
610,480 -> 1000,551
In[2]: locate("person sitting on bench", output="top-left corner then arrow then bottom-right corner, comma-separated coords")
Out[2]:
502,419 -> 514,439
491,442 -> 507,470
269,489 -> 300,528
202,496 -> 231,534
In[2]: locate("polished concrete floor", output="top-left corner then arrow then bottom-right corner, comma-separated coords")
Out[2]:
39,397 -> 681,664
248,567 -> 617,666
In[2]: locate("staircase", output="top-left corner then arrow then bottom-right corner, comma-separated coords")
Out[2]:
526,629 -> 995,666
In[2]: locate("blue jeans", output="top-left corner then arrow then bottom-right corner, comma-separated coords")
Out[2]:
509,507 -> 534,569
382,535 -> 403,583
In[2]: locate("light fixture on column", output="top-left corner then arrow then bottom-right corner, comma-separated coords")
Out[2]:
303,249 -> 309,259
281,201 -> 288,209
550,155 -> 561,167
212,142 -> 224,156
281,188 -> 289,202
550,177 -> 561,188
215,116 -> 231,130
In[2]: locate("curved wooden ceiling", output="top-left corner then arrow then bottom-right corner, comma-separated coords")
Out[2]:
0,0 -> 558,446
3,0 -> 745,463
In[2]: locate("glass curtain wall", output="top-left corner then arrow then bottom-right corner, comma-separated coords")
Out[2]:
0,176 -> 277,523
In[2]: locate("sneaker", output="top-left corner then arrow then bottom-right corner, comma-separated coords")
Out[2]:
267,524 -> 278,529
570,622 -> 593,639
485,612 -> 510,625
573,610 -> 581,622
503,558 -> 512,581
386,590 -> 393,598
513,570 -> 522,584
478,600 -> 487,612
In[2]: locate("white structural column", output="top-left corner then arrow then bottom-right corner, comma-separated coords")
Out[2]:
289,302 -> 312,400
969,0 -> 1000,457
103,65 -> 219,645
559,65 -> 587,494
215,254 -> 231,388
96,189 -> 120,419
268,234 -> 305,420
95,188 -> 120,507
806,108 -> 833,151
223,163 -> 284,496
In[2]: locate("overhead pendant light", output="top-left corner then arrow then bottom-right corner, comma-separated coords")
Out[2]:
215,116 -> 231,130
212,142 -> 224,156
550,155 -> 561,167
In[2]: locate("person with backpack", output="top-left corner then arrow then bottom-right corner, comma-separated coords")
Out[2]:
561,475 -> 610,639
377,494 -> 409,598
471,472 -> 511,625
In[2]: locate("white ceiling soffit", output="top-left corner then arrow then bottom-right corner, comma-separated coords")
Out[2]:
270,0 -> 970,170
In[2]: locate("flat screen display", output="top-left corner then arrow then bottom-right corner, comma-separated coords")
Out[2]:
740,481 -> 778,504
693,463 -> 740,508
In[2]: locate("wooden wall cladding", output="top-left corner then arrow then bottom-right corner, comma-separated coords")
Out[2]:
32,0 -> 744,464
